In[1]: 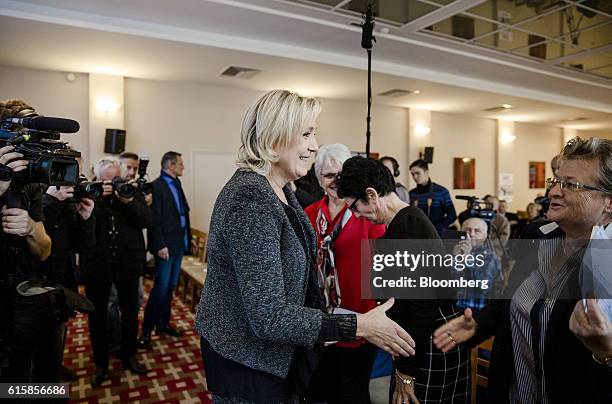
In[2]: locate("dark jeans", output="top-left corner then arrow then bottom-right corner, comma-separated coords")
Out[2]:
142,253 -> 183,335
85,276 -> 140,368
306,342 -> 377,404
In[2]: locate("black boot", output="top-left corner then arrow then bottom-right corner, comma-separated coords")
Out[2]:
122,356 -> 147,375
91,366 -> 109,388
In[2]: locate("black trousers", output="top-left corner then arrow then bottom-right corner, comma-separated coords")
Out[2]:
85,276 -> 140,369
306,342 -> 377,404
1,321 -> 65,383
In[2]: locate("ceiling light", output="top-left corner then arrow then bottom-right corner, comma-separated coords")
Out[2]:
220,65 -> 261,79
484,104 -> 515,112
502,104 -> 513,109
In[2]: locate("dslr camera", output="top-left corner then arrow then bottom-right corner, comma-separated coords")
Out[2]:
135,156 -> 152,194
0,112 -> 81,186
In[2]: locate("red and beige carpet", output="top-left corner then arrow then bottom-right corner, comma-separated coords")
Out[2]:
64,284 -> 211,403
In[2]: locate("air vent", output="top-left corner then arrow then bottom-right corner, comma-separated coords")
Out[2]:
484,104 -> 515,112
220,66 -> 261,79
378,89 -> 419,97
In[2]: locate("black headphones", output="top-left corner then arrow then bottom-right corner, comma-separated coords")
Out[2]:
380,156 -> 400,177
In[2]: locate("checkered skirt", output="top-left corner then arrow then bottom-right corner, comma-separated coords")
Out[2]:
391,306 -> 471,404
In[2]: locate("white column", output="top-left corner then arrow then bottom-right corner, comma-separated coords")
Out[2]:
88,74 -> 124,175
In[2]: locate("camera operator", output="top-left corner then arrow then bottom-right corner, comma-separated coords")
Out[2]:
120,151 -> 152,207
1,99 -> 56,383
38,182 -> 95,382
81,157 -> 151,387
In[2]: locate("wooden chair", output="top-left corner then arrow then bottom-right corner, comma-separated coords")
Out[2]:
177,228 -> 208,311
471,336 -> 494,404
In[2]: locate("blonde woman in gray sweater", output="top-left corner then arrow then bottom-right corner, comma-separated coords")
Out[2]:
195,90 -> 416,403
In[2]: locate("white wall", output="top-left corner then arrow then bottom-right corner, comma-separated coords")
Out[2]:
3,64 -> 604,226
0,65 -> 89,168
428,112 -> 497,206
510,123 -> 562,211
124,78 -> 411,231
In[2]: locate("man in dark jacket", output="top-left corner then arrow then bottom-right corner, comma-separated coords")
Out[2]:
81,157 -> 151,387
408,159 -> 457,234
140,151 -> 191,348
38,185 -> 96,382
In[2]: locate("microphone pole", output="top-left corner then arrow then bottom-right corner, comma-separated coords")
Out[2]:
361,2 -> 376,158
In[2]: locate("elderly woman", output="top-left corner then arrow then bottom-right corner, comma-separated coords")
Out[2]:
434,137 -> 612,403
303,144 -> 386,403
336,156 -> 469,404
195,90 -> 415,404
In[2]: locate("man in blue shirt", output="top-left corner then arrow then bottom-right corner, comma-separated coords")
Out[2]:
140,151 -> 192,348
408,159 -> 457,234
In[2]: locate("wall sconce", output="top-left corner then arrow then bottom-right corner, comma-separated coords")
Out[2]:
500,131 -> 516,144
415,123 -> 431,136
95,97 -> 120,115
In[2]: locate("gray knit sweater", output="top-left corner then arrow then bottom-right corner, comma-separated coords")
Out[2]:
194,169 -> 324,378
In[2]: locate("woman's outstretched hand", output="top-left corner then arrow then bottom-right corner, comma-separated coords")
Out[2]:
433,308 -> 477,352
356,298 -> 416,357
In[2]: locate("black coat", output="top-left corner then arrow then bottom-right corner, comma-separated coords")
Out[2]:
80,191 -> 151,282
472,225 -> 612,404
37,193 -> 96,290
147,175 -> 192,256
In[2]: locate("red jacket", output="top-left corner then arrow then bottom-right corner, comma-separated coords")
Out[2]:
305,196 -> 386,348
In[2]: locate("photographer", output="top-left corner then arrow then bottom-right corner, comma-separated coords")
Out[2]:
81,157 -> 151,387
38,183 -> 96,381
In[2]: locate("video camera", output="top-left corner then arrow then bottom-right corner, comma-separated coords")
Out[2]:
456,195 -> 496,221
0,114 -> 81,186
135,156 -> 152,194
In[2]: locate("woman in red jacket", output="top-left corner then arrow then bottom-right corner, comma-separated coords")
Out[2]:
304,143 -> 386,404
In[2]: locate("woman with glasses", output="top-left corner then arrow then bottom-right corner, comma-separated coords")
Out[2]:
195,90 -> 416,404
303,144 -> 386,404
434,137 -> 612,403
336,156 -> 470,404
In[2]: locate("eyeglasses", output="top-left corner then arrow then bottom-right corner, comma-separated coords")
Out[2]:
321,172 -> 338,180
347,198 -> 360,213
545,177 -> 608,193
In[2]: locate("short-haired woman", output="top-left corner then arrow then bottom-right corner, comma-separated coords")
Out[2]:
434,137 -> 612,403
195,90 -> 416,403
304,144 -> 386,403
337,156 -> 470,404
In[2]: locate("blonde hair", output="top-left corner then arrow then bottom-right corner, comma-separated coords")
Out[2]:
237,90 -> 321,175
94,157 -> 120,179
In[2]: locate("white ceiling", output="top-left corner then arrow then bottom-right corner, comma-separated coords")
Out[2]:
0,0 -> 611,129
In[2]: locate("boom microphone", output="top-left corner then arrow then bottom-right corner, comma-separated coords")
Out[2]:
361,4 -> 375,50
5,116 -> 80,133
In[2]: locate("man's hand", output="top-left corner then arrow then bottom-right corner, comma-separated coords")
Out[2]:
46,185 -> 75,201
102,180 -> 113,197
453,234 -> 472,256
115,190 -> 134,204
0,145 -> 28,196
157,247 -> 169,261
144,193 -> 153,207
76,198 -> 95,220
1,205 -> 35,237
569,299 -> 612,361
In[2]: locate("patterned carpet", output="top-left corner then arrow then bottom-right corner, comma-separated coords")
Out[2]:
64,282 -> 211,403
